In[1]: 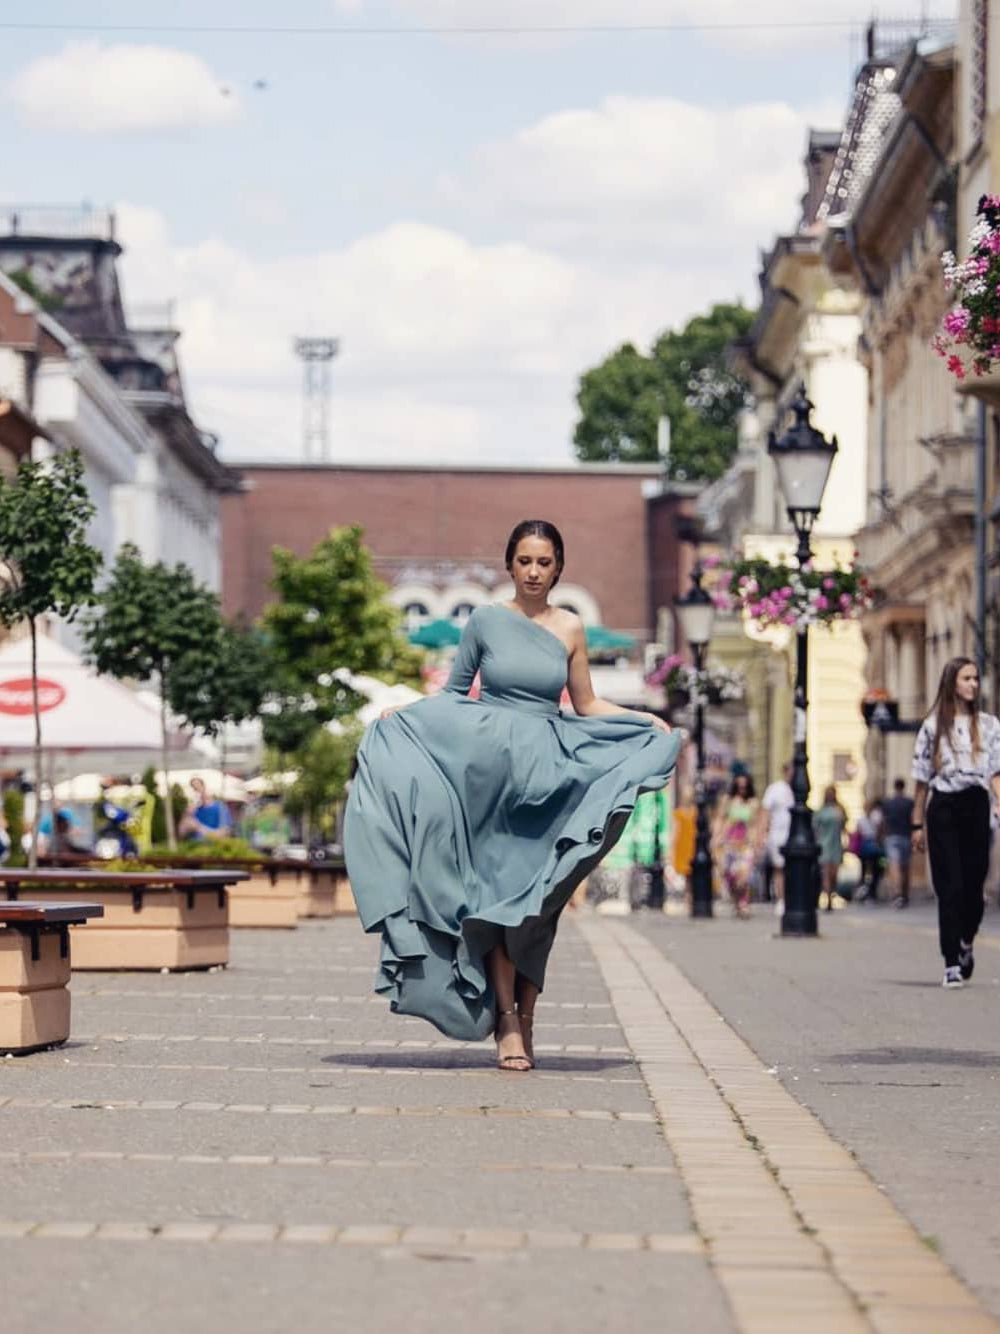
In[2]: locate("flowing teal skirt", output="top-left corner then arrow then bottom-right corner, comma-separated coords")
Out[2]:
344,694 -> 681,1040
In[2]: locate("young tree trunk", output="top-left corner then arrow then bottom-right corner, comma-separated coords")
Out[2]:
161,684 -> 177,850
28,617 -> 41,871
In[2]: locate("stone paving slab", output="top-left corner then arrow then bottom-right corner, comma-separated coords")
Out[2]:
0,1102 -> 667,1165
0,1157 -> 691,1230
627,908 -> 1000,1330
0,1063 -> 650,1112
0,1241 -> 732,1334
0,915 -> 736,1334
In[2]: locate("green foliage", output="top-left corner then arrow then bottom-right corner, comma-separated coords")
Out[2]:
84,543 -> 222,704
170,621 -> 271,738
8,268 -> 63,313
140,768 -> 187,848
283,726 -> 361,837
3,788 -> 25,867
147,837 -> 264,863
85,546 -> 224,848
0,450 -> 101,628
573,303 -> 754,479
261,525 -> 422,752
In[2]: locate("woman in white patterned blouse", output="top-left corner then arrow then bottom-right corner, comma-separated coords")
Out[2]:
911,658 -> 1000,988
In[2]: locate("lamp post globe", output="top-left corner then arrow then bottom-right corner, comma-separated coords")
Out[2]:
767,384 -> 837,937
675,565 -> 716,920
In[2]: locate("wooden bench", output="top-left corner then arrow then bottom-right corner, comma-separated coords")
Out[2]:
0,869 -> 247,972
0,901 -> 103,1053
134,855 -> 357,926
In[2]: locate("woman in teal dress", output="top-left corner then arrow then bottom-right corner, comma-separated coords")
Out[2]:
344,520 -> 681,1072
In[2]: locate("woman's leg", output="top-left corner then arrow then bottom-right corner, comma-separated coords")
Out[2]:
822,862 -> 836,909
955,790 -> 990,951
488,943 -> 531,1071
927,795 -> 965,967
515,973 -> 540,1064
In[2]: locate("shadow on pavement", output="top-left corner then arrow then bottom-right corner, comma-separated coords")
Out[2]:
321,1051 -> 633,1073
829,1046 -> 1000,1068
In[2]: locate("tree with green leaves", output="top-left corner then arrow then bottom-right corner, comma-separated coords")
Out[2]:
261,524 -> 422,755
282,725 -> 361,844
84,544 -> 223,848
573,302 -> 754,479
169,621 -> 271,773
0,450 -> 101,866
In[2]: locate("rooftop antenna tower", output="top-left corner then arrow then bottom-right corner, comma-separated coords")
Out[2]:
293,336 -> 339,460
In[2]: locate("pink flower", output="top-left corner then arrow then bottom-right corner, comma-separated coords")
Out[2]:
822,577 -> 834,590
816,595 -> 828,610
839,593 -> 852,609
701,554 -> 720,569
947,355 -> 967,380
944,308 -> 970,335
986,232 -> 1000,254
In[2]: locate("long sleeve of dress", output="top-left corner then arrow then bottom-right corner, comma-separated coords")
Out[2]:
442,612 -> 482,696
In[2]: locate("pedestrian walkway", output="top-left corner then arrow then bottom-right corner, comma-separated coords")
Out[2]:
1,910 -> 996,1333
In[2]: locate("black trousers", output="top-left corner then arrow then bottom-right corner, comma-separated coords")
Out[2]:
926,787 -> 990,966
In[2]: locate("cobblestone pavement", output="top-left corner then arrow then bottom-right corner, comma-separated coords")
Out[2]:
1,908 -> 997,1333
634,900 -> 1000,1325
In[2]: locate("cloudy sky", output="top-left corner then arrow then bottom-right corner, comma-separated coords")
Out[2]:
2,1 -> 956,464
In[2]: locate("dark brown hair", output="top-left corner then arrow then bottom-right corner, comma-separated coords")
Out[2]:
930,656 -> 980,771
504,520 -> 565,588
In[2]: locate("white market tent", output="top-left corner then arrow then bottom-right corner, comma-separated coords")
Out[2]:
53,768 -> 249,804
0,634 -> 181,768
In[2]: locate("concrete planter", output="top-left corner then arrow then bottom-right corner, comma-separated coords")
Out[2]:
0,870 -> 244,972
0,902 -> 103,1053
296,862 -> 355,919
227,867 -> 299,929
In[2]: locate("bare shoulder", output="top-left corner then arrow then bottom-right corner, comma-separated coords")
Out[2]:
548,606 -> 585,643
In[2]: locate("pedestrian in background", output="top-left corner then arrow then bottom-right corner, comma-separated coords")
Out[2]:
852,798 -> 884,904
713,772 -> 758,917
880,778 -> 914,909
759,761 -> 794,913
814,784 -> 847,911
911,657 -> 1000,989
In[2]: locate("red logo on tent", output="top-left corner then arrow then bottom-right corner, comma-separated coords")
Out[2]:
0,677 -> 66,715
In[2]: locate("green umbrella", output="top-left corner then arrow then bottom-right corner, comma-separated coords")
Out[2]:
408,618 -> 463,648
585,625 -> 635,652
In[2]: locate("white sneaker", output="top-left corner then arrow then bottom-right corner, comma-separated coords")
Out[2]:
943,966 -> 964,989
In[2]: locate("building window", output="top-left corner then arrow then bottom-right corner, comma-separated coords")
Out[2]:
450,602 -> 476,624
402,602 -> 430,632
832,752 -> 856,783
972,0 -> 989,147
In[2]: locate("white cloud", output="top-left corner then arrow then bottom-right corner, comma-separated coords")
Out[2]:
450,96 -> 807,262
116,91 -> 817,464
8,42 -> 241,134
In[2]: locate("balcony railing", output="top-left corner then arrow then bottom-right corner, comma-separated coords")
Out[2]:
0,205 -> 116,242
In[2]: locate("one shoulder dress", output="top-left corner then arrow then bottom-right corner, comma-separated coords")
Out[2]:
343,604 -> 682,1040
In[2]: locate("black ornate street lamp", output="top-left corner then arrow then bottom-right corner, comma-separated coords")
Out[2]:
767,384 -> 838,937
675,564 -> 716,919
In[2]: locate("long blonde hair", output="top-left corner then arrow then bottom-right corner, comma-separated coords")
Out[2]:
930,657 -> 980,771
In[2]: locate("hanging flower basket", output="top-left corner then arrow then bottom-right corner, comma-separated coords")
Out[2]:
718,556 -> 872,631
647,655 -> 745,708
935,194 -> 1000,380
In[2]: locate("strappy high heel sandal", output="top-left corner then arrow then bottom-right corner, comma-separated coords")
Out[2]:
518,1011 -> 535,1068
495,1008 -> 532,1072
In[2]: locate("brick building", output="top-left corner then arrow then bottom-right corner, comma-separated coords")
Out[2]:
221,461 -> 700,648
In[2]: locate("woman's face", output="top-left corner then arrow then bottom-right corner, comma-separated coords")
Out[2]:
511,536 -> 560,600
734,777 -> 749,798
955,663 -> 980,705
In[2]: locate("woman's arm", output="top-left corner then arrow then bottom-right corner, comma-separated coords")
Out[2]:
565,619 -> 671,733
911,780 -> 928,853
379,614 -> 481,720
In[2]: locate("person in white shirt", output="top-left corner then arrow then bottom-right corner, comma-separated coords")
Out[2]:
758,762 -> 794,907
911,657 -> 1000,989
